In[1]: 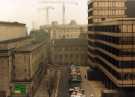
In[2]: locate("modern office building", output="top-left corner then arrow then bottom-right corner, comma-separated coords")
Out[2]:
88,0 -> 135,24
88,18 -> 135,87
88,0 -> 135,89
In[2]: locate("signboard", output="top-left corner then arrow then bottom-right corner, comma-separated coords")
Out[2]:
14,84 -> 26,95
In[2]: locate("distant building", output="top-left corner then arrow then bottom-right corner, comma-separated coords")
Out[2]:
40,20 -> 87,40
40,20 -> 88,65
52,38 -> 87,65
79,32 -> 88,39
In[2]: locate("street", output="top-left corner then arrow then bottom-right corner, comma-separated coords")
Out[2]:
34,66 -> 104,97
57,65 -> 70,97
34,69 -> 54,97
34,65 -> 70,97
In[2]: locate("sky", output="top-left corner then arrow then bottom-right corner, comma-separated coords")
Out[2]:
0,0 -> 88,30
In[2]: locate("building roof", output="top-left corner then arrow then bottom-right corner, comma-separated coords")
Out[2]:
41,25 -> 87,29
0,21 -> 25,26
15,41 -> 46,52
0,37 -> 30,44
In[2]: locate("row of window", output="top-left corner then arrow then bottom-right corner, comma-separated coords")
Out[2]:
94,18 -> 105,23
96,50 -> 135,68
93,1 -> 125,8
88,51 -> 135,80
93,10 -> 125,16
88,19 -> 93,24
88,18 -> 104,24
54,61 -> 86,65
96,58 -> 135,80
53,33 -> 80,39
88,2 -> 92,9
55,47 -> 86,51
88,55 -> 96,63
95,42 -> 135,56
52,29 -> 82,33
88,40 -> 95,47
89,24 -> 135,33
89,25 -> 120,32
88,47 -> 96,55
88,34 -> 95,39
96,35 -> 135,44
55,54 -> 87,59
88,11 -> 92,16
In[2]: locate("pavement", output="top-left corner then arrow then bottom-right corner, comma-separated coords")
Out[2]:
80,67 -> 104,97
34,69 -> 50,97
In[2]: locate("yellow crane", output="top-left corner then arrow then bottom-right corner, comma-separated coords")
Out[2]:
40,0 -> 78,25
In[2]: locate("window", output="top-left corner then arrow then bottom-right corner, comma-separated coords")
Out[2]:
133,25 -> 135,32
122,25 -> 127,32
104,2 -> 108,7
127,25 -> 132,32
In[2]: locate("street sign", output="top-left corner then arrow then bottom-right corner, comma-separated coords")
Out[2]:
14,84 -> 26,95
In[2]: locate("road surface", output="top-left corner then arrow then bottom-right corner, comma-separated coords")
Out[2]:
34,70 -> 50,97
57,65 -> 70,97
34,65 -> 69,97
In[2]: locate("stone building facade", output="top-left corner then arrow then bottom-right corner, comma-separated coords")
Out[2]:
0,21 -> 48,97
40,20 -> 87,40
0,21 -> 31,96
13,41 -> 47,97
40,21 -> 88,65
0,37 -> 32,97
52,39 -> 87,65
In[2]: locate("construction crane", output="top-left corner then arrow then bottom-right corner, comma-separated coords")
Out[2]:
39,6 -> 54,25
40,0 -> 78,25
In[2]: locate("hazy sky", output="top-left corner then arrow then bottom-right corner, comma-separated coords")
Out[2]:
0,0 -> 88,30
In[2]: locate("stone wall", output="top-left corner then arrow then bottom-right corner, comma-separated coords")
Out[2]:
0,56 -> 11,96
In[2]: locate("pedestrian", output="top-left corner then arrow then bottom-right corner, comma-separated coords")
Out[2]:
26,94 -> 30,97
85,74 -> 87,79
47,88 -> 51,97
